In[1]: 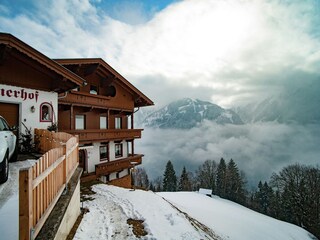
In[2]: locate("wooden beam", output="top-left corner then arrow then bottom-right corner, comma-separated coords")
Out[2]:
19,167 -> 33,240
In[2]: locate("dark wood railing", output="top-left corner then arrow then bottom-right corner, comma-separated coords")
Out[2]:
65,129 -> 142,143
95,154 -> 142,176
59,91 -> 133,110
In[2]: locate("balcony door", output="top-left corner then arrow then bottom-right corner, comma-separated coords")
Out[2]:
75,115 -> 85,130
115,117 -> 122,129
100,116 -> 108,129
79,149 -> 87,173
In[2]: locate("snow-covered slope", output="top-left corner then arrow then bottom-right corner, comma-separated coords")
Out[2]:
75,185 -> 316,240
159,192 -> 316,240
142,98 -> 243,129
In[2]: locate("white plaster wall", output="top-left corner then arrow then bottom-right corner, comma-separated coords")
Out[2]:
109,172 -> 117,181
119,168 -> 129,178
85,140 -> 129,174
86,143 -> 99,173
100,175 -> 107,183
54,180 -> 81,240
109,140 -> 128,162
0,84 -> 58,132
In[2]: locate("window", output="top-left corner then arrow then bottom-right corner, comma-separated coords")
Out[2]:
0,117 -> 9,131
115,117 -> 122,129
90,85 -> 98,95
100,116 -> 107,129
106,85 -> 116,97
115,143 -> 123,158
100,144 -> 109,161
75,115 -> 85,130
40,103 -> 53,122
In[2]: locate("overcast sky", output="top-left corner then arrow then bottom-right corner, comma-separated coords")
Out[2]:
1,0 -> 319,108
1,0 -> 319,187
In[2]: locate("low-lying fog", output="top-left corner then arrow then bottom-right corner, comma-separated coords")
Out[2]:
136,121 -> 320,188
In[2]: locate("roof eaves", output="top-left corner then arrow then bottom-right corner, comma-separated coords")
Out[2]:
0,33 -> 86,87
55,58 -> 154,106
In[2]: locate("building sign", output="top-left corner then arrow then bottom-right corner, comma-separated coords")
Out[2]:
0,87 -> 39,102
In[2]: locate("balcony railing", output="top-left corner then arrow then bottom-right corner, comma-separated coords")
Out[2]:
65,129 -> 142,143
95,154 -> 143,176
59,91 -> 133,110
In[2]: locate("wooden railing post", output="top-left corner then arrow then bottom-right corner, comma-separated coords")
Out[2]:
19,167 -> 33,240
63,144 -> 67,190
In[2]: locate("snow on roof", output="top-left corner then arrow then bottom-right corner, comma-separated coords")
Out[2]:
199,188 -> 212,195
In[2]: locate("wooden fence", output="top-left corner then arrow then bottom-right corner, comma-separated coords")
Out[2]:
19,129 -> 79,240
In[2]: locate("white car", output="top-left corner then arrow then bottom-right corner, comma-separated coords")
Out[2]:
0,116 -> 17,183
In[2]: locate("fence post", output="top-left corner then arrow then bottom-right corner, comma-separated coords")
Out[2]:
63,145 -> 67,192
19,167 -> 33,240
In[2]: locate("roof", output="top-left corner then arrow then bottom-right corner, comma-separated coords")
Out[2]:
199,188 -> 212,195
0,33 -> 86,89
55,58 -> 154,107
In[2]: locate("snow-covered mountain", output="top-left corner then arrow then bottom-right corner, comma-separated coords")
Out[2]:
141,98 -> 243,129
234,79 -> 320,124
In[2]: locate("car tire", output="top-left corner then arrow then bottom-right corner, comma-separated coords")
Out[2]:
0,153 -> 9,184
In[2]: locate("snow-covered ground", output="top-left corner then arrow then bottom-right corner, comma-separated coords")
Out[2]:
76,184 -> 316,240
0,160 -> 36,240
75,185 -> 209,239
0,168 -> 316,240
159,192 -> 316,240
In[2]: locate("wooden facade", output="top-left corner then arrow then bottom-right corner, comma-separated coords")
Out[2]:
0,33 -> 85,93
1,32 -> 153,238
0,33 -> 85,239
56,58 -> 153,186
0,33 -> 86,135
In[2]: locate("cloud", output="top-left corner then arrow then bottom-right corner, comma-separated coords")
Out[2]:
100,0 -> 150,25
1,0 -> 319,189
136,122 -> 320,187
1,0 -> 319,108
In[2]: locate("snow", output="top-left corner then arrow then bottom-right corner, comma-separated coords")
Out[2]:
1,169 -> 316,240
76,185 -> 315,240
0,160 -> 36,240
75,185 -> 208,240
158,192 -> 315,240
198,188 -> 212,196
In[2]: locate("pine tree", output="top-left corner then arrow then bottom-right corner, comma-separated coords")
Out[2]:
163,160 -> 177,192
225,159 -> 245,203
216,158 -> 227,197
178,166 -> 192,191
253,181 -> 274,215
196,160 -> 216,192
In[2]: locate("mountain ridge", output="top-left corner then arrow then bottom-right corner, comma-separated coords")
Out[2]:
141,98 -> 243,129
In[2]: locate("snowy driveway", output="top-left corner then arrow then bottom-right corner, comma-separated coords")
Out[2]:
0,161 -> 36,240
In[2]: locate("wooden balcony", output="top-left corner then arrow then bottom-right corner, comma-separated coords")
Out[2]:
59,91 -> 133,110
95,154 -> 143,176
65,129 -> 142,143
